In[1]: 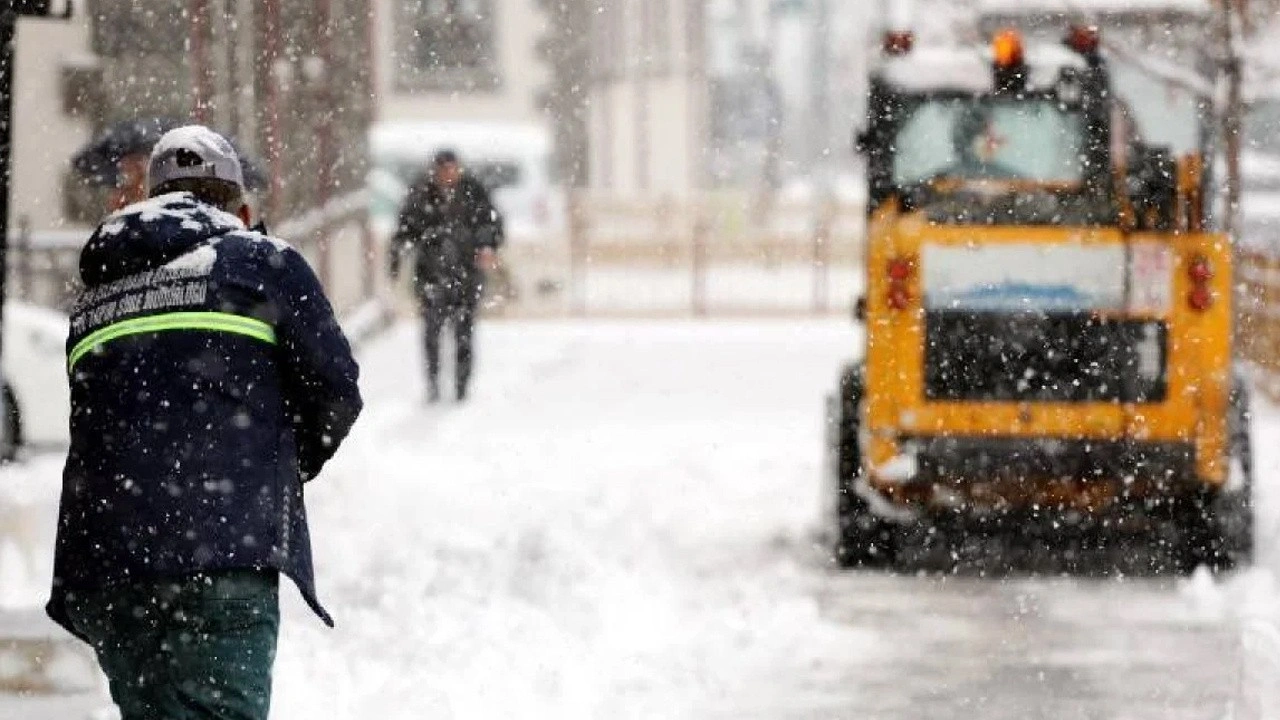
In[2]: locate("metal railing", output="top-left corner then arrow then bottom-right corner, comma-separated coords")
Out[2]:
278,189 -> 396,343
1239,250 -> 1280,399
497,191 -> 867,318
7,221 -> 83,311
7,195 -> 395,343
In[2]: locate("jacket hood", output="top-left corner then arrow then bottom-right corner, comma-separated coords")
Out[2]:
80,192 -> 245,287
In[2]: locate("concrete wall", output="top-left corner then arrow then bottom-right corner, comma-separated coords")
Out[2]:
586,0 -> 709,195
12,13 -> 92,232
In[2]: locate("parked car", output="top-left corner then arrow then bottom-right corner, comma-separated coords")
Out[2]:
1,302 -> 71,460
367,119 -> 564,244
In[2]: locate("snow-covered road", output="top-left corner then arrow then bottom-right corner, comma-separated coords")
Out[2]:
5,319 -> 1280,719
268,320 -> 1280,719
271,320 -> 873,719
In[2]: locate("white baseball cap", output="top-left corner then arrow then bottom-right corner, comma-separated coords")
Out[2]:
147,125 -> 245,194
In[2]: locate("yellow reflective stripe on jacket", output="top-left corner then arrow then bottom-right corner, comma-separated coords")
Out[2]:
68,311 -> 277,370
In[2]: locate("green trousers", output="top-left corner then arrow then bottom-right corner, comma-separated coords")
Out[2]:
66,570 -> 280,720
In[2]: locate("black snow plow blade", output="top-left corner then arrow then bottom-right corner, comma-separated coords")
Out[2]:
872,494 -> 1245,577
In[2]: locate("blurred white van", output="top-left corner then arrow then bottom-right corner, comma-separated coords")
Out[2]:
1,302 -> 72,459
367,120 -> 564,244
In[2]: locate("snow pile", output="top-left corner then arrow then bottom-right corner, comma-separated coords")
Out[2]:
1175,568 -> 1280,717
1169,393 -> 1280,717
0,455 -> 64,610
271,321 -> 873,719
269,320 -> 1280,719
1230,395 -> 1280,717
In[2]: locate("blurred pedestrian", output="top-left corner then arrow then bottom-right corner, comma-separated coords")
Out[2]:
47,125 -> 363,720
108,152 -> 149,210
390,149 -> 503,402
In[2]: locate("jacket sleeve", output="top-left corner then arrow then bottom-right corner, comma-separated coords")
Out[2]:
466,179 -> 504,250
273,246 -> 364,482
390,180 -> 441,275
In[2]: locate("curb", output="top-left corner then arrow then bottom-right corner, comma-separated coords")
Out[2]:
0,610 -> 98,696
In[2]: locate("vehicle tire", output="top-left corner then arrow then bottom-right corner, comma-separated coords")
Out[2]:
0,382 -> 22,463
1214,376 -> 1255,569
830,364 -> 895,568
1182,375 -> 1254,572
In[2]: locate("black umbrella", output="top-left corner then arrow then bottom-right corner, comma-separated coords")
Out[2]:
71,117 -> 268,190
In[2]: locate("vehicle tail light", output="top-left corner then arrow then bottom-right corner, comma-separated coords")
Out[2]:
887,285 -> 911,310
1187,255 -> 1213,283
887,258 -> 913,281
1187,254 -> 1214,311
886,256 -> 915,310
1188,285 -> 1213,312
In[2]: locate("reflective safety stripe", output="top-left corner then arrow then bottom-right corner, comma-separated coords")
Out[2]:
68,311 -> 276,370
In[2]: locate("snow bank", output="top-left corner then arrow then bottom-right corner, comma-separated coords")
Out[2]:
1168,394 -> 1280,718
271,320 -> 873,719
1228,395 -> 1280,717
0,455 -> 64,610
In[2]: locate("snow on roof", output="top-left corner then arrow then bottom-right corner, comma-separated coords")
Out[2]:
369,120 -> 550,164
978,0 -> 1212,15
877,43 -> 1086,94
878,48 -> 992,93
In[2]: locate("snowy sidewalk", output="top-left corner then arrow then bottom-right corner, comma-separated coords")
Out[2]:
0,455 -> 106,719
7,319 -> 1280,719
4,319 -> 865,719
0,609 -> 94,693
0,608 -> 102,720
267,319 -> 870,719
266,320 -> 1280,720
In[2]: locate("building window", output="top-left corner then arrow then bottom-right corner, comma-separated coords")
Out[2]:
395,0 -> 500,93
91,0 -> 187,57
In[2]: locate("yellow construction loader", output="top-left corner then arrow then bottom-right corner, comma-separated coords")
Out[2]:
828,26 -> 1252,572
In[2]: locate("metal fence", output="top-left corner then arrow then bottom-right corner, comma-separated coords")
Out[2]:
1239,250 -> 1280,399
7,195 -> 395,341
17,202 -> 1280,390
495,192 -> 867,318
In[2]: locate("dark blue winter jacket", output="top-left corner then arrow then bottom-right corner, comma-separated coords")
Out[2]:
47,193 -> 362,637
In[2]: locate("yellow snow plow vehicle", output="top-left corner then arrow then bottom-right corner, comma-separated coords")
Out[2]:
828,27 -> 1253,572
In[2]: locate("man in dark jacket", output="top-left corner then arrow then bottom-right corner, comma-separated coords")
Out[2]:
47,125 -> 362,720
390,149 -> 502,402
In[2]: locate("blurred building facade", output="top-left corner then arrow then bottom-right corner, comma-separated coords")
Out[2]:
372,0 -> 550,127
585,0 -> 710,195
66,0 -> 375,223
572,0 -> 871,195
10,12 -> 91,232
704,0 -> 872,191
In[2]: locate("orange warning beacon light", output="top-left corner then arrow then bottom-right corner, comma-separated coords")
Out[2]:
992,28 -> 1025,68
991,28 -> 1027,93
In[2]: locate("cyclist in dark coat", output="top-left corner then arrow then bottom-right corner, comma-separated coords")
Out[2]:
390,149 -> 503,402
